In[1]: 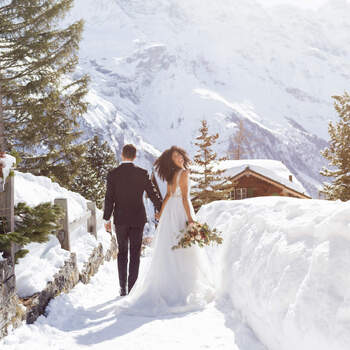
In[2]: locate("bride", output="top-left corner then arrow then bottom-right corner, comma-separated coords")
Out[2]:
116,146 -> 215,316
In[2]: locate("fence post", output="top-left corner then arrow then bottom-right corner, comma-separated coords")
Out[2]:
87,202 -> 97,238
54,198 -> 70,251
0,176 -> 15,262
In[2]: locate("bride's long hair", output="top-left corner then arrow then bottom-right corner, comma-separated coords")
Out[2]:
154,146 -> 191,184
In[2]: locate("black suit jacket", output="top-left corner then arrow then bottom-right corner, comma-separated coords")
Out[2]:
103,163 -> 163,226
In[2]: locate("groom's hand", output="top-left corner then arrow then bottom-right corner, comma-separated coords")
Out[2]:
104,220 -> 112,233
155,212 -> 160,221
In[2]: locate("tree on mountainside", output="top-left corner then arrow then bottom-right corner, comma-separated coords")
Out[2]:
0,0 -> 89,187
70,135 -> 118,209
191,120 -> 235,211
320,92 -> 350,201
228,119 -> 251,160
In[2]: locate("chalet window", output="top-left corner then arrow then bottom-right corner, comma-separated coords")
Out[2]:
247,188 -> 254,197
231,188 -> 248,200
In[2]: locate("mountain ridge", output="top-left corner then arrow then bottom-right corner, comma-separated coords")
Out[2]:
66,0 -> 350,196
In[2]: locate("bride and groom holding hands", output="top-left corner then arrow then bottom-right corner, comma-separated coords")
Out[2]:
103,144 -> 214,315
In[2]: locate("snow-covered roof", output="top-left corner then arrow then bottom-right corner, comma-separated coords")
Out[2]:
216,159 -> 309,196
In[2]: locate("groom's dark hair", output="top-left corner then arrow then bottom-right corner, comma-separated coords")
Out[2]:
122,144 -> 137,159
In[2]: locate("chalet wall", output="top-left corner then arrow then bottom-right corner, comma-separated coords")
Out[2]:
233,175 -> 294,198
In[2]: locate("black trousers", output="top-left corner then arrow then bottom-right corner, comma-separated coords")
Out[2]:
115,224 -> 144,292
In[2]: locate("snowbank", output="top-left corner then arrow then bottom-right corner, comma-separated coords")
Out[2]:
15,235 -> 71,297
198,197 -> 350,350
13,171 -> 111,296
0,154 -> 16,191
14,171 -> 87,222
71,226 -> 112,271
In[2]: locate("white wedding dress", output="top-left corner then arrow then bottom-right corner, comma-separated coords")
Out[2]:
116,169 -> 215,316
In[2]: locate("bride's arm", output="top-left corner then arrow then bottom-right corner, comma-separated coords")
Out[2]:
157,183 -> 171,219
179,170 -> 195,224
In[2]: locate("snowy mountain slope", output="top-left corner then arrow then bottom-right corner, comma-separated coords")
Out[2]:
67,0 -> 350,196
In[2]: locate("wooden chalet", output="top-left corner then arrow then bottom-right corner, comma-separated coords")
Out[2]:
219,160 -> 311,200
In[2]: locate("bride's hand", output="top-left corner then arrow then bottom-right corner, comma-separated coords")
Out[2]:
187,218 -> 195,225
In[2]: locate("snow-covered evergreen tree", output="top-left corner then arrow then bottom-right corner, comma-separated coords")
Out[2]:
0,0 -> 89,187
228,120 -> 251,160
0,201 -> 64,263
320,92 -> 350,201
70,135 -> 118,208
191,120 -> 234,211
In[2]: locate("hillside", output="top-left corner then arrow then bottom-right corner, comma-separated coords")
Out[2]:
65,0 -> 350,196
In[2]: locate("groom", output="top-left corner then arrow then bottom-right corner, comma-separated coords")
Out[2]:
103,144 -> 163,296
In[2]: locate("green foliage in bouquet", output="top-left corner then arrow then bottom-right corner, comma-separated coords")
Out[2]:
172,221 -> 223,250
0,202 -> 64,263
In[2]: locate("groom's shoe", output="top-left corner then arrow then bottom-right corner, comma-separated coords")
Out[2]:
120,287 -> 127,296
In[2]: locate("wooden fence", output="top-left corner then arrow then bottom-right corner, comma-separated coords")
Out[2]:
54,198 -> 98,251
0,174 -> 100,257
0,176 -> 14,261
0,168 -> 107,337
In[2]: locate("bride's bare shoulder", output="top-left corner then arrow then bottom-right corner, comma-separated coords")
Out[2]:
179,169 -> 190,182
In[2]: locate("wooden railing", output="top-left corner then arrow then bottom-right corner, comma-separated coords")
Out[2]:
0,176 -> 14,260
0,174 -> 100,256
54,198 -> 99,251
0,175 -> 104,337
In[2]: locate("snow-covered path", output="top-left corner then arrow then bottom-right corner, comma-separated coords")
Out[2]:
1,257 -> 266,350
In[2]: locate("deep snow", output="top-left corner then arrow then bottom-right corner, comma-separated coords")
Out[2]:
1,257 -> 266,350
13,171 -> 112,297
198,197 -> 350,350
14,171 -> 87,222
2,195 -> 350,350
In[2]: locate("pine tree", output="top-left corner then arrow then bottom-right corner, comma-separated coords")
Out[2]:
0,0 -> 89,187
70,135 -> 118,209
0,201 -> 64,263
228,119 -> 251,160
320,92 -> 350,201
191,120 -> 235,211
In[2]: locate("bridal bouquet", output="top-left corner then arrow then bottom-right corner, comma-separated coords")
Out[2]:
171,221 -> 223,250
